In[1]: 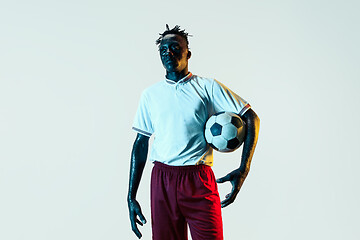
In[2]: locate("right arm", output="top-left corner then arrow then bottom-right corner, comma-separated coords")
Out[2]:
127,133 -> 149,239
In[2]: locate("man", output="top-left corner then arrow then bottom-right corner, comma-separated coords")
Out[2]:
127,25 -> 260,240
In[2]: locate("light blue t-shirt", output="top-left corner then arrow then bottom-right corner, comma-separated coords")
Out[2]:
132,72 -> 250,166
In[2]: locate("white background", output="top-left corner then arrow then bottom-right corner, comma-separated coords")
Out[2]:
1,0 -> 359,239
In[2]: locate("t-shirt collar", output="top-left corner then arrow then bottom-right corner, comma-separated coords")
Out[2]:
165,72 -> 193,85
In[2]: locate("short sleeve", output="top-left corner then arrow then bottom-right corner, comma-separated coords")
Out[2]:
132,91 -> 154,137
211,79 -> 251,116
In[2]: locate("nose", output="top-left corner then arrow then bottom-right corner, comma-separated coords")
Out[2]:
163,48 -> 173,56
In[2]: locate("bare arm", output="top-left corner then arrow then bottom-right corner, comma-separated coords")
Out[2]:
217,108 -> 260,208
127,133 -> 149,239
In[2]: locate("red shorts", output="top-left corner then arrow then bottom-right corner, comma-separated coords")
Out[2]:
151,161 -> 223,240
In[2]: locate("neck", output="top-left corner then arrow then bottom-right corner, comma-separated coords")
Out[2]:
166,68 -> 189,82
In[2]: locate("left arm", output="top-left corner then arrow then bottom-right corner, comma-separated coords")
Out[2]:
216,108 -> 260,208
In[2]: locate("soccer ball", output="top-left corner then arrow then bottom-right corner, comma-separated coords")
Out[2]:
204,112 -> 246,152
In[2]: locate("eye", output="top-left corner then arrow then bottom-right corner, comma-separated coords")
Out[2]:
159,47 -> 167,54
172,45 -> 180,51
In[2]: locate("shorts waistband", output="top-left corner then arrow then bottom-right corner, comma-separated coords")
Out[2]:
153,161 -> 210,173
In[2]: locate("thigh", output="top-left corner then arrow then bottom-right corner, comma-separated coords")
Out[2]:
177,168 -> 223,240
151,165 -> 188,240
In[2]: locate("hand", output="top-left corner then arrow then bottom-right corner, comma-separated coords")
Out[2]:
216,168 -> 248,208
128,199 -> 147,239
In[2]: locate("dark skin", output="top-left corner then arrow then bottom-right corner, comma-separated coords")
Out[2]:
217,109 -> 260,207
127,33 -> 260,238
158,34 -> 191,81
127,133 -> 149,239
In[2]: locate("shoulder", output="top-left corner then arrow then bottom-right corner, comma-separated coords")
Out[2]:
190,74 -> 216,87
141,80 -> 165,96
191,74 -> 214,82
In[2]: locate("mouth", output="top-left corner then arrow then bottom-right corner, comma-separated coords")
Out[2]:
165,57 -> 175,64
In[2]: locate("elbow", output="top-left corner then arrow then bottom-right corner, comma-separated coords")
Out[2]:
242,108 -> 260,127
253,111 -> 260,127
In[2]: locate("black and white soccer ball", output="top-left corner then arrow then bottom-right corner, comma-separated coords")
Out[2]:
204,112 -> 246,152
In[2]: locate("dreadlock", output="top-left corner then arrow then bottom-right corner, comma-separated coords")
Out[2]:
155,24 -> 192,47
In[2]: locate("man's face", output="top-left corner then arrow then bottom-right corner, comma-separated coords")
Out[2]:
159,34 -> 191,73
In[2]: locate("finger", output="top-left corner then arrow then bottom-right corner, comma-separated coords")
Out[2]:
134,229 -> 142,239
131,220 -> 142,239
221,188 -> 239,208
216,174 -> 230,183
136,210 -> 147,224
136,218 -> 143,226
226,184 -> 236,198
221,195 -> 235,208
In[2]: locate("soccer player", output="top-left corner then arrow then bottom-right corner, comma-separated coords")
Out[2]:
127,25 -> 260,240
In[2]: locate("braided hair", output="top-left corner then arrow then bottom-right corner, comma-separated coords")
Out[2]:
155,24 -> 192,47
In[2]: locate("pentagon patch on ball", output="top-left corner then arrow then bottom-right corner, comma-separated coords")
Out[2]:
204,112 -> 246,152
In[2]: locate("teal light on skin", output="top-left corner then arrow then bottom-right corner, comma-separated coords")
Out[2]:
127,29 -> 260,239
158,34 -> 191,82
